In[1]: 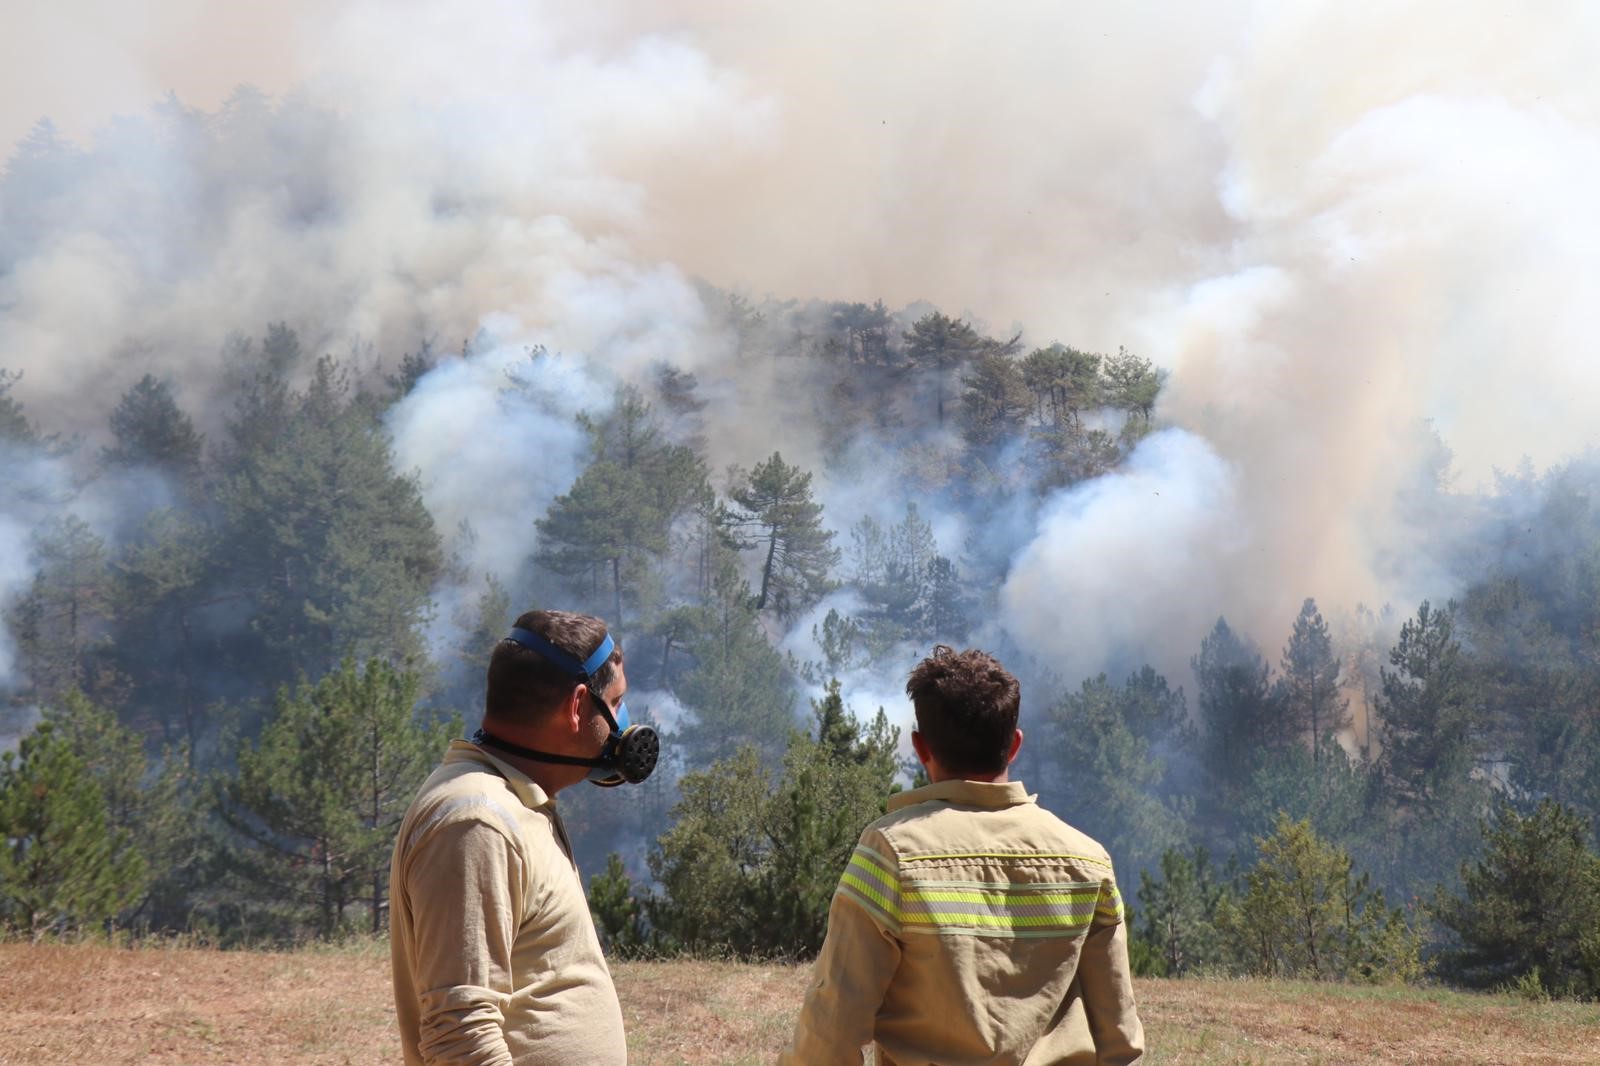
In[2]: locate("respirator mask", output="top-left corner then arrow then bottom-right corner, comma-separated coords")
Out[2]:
473,626 -> 660,787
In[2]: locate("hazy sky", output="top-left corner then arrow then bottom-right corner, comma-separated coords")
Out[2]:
5,0 -> 1599,685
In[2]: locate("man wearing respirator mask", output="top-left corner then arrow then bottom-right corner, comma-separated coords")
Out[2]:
390,609 -> 659,1065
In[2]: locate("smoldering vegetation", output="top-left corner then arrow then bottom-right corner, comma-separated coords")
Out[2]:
2,1 -> 1600,992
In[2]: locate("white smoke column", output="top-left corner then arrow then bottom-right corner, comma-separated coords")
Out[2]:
999,430 -> 1244,681
1121,2 -> 1600,650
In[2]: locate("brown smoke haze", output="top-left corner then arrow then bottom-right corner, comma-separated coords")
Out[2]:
4,0 -> 1599,686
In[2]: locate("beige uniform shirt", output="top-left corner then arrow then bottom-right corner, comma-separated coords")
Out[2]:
389,740 -> 626,1066
780,779 -> 1144,1066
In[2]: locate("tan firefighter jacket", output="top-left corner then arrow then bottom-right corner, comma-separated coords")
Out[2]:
779,778 -> 1145,1065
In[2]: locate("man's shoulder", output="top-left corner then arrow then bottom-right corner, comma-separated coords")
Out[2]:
399,760 -> 536,852
865,793 -> 1117,873
1023,802 -> 1116,868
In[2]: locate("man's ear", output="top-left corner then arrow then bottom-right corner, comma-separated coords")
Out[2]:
563,683 -> 589,735
1005,728 -> 1024,765
910,729 -> 931,766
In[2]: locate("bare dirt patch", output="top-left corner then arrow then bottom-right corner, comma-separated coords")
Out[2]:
1,942 -> 1597,1064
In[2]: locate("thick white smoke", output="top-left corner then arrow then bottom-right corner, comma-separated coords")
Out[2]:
999,430 -> 1244,683
4,0 -> 1599,697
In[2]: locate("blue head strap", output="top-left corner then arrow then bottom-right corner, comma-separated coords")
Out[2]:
508,627 -> 615,677
506,626 -> 629,731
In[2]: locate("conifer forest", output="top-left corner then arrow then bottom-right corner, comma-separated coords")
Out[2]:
3,2 -> 1600,1002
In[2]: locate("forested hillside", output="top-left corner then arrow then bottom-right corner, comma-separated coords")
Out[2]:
4,6 -> 1600,1004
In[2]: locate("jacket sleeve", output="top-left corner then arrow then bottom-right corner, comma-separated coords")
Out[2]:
777,833 -> 903,1066
1077,874 -> 1145,1065
403,817 -> 526,1066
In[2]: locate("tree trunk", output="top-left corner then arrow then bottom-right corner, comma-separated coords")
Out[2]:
612,556 -> 624,629
757,529 -> 779,610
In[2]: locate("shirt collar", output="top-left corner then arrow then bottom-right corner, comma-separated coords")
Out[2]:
887,777 -> 1035,812
444,738 -> 554,811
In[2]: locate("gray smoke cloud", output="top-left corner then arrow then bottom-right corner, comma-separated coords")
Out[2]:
3,1 -> 1598,702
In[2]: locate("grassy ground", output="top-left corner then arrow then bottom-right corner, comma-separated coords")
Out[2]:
0,941 -> 1597,1064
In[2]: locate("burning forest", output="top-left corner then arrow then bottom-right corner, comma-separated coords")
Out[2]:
2,0 -> 1599,998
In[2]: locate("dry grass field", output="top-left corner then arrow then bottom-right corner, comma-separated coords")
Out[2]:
0,941 -> 1597,1064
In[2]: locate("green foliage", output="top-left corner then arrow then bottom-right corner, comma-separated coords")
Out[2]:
0,722 -> 147,937
727,452 -> 839,618
1020,345 -> 1101,429
648,685 -> 898,958
1432,800 -> 1600,999
1137,846 -> 1228,977
109,508 -> 216,751
588,852 -> 652,958
846,503 -> 968,647
1237,742 -> 1369,847
216,658 -> 456,942
1277,598 -> 1349,765
102,374 -> 204,482
1193,617 -> 1283,806
674,561 -> 796,763
217,348 -> 442,685
8,514 -> 113,707
1101,347 -> 1163,421
1375,600 -> 1474,810
540,387 -> 711,627
0,368 -> 38,445
1217,814 -> 1421,983
1038,668 -> 1195,880
43,690 -> 199,930
958,351 -> 1031,451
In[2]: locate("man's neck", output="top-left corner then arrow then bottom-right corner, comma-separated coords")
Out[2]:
925,767 -> 1010,785
476,723 -> 586,795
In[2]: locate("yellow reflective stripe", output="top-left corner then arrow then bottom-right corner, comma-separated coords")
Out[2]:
1095,883 -> 1125,922
836,844 -> 901,927
849,844 -> 896,883
901,911 -> 1092,930
904,888 -> 1100,905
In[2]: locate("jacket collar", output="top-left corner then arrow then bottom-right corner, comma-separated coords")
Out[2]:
887,777 -> 1035,812
444,738 -> 554,811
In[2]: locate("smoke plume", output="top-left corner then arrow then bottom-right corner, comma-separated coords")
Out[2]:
3,0 -> 1598,703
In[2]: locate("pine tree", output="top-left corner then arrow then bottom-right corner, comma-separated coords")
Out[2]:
1020,345 -> 1102,430
540,387 -> 711,627
110,509 -> 216,751
1101,347 -> 1163,422
217,351 -> 442,686
1375,601 -> 1475,809
1278,598 -> 1350,765
1216,814 -> 1421,982
0,722 -> 147,937
674,561 -> 796,762
903,312 -> 1012,428
727,452 -> 839,618
102,374 -> 204,484
588,852 -> 651,958
10,515 -> 113,705
0,368 -> 38,445
1038,669 -> 1194,880
44,689 -> 198,930
958,351 -> 1031,451
1137,846 -> 1227,977
1433,800 -> 1600,998
217,658 -> 457,940
648,684 -> 898,957
1194,617 -> 1277,780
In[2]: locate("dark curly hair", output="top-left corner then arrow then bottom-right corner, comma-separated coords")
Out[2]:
905,645 -> 1020,775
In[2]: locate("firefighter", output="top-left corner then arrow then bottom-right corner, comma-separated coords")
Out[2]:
389,609 -> 659,1065
779,644 -> 1145,1065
